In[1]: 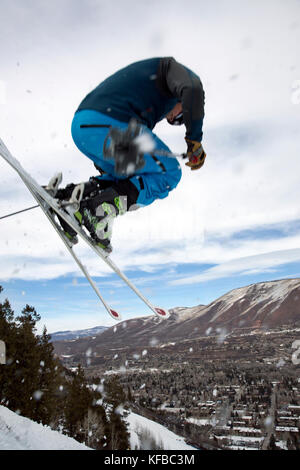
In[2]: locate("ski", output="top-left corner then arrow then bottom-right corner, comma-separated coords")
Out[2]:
1,157 -> 120,320
33,190 -> 121,321
0,137 -> 170,320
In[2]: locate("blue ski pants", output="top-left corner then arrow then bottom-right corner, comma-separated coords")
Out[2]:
71,110 -> 182,207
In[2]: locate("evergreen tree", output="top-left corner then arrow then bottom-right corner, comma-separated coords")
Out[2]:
109,410 -> 130,450
0,290 -> 18,407
0,286 -> 130,450
32,327 -> 65,425
127,386 -> 133,403
104,376 -> 129,449
11,305 -> 42,418
105,375 -> 127,409
63,364 -> 93,440
0,288 -> 65,425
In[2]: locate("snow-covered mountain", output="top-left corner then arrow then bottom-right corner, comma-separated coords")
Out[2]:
49,325 -> 108,342
54,279 -> 300,357
169,277 -> 300,335
0,405 -> 195,450
197,277 -> 300,328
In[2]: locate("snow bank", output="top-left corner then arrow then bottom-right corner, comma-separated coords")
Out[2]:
0,405 -> 91,450
0,405 -> 197,451
126,411 -> 196,450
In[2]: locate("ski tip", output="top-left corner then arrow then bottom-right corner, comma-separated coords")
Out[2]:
110,309 -> 121,321
155,307 -> 170,319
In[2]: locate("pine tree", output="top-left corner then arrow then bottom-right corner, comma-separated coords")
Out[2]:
104,376 -> 129,449
32,326 -> 65,425
0,287 -> 66,426
109,409 -> 130,450
1,286 -> 130,449
63,364 -> 93,440
0,290 -> 18,407
12,305 -> 43,418
127,386 -> 133,403
105,375 -> 126,409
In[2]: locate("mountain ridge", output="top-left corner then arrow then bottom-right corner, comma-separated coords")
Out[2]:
53,278 -> 300,359
49,325 -> 108,342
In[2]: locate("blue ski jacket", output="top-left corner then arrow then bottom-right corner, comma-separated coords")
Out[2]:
77,57 -> 205,142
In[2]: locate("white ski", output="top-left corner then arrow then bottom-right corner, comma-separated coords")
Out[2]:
0,137 -> 170,320
34,190 -> 121,321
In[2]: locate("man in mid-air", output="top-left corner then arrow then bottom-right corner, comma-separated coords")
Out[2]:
57,57 -> 206,252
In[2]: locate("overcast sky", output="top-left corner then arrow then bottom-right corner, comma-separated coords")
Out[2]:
0,0 -> 300,333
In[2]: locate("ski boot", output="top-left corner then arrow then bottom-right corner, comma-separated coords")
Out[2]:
72,187 -> 127,253
53,178 -> 105,247
55,183 -> 127,253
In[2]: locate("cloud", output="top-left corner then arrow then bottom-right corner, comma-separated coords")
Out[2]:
1,116 -> 300,281
0,0 -> 300,285
170,248 -> 300,286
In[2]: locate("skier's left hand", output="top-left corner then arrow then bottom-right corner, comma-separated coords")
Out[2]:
185,138 -> 206,171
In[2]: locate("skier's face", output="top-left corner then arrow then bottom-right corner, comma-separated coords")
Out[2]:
166,102 -> 183,125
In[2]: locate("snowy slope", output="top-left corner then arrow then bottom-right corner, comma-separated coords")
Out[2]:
0,406 -> 196,451
126,411 -> 196,450
208,278 -> 300,322
0,405 -> 91,450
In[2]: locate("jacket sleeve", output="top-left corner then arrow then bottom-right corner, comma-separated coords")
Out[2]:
164,57 -> 205,142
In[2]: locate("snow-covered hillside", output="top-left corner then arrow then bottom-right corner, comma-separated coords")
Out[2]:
0,405 -> 196,450
0,405 -> 90,450
127,412 -> 195,450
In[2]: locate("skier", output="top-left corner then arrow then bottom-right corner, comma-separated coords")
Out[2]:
56,57 -> 206,252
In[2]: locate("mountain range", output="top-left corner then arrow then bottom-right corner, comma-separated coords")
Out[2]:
53,278 -> 300,358
49,325 -> 108,342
